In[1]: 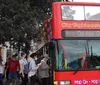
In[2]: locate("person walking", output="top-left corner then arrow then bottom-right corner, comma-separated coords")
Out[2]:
0,57 -> 5,85
7,54 -> 20,85
28,53 -> 42,85
19,53 -> 28,85
5,57 -> 11,81
38,54 -> 50,85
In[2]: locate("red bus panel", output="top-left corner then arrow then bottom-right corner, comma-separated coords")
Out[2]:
55,71 -> 100,85
52,2 -> 100,39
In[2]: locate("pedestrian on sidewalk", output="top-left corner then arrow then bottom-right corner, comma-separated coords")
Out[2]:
38,54 -> 50,85
7,54 -> 20,85
19,52 -> 28,85
5,57 -> 11,81
0,57 -> 5,85
28,53 -> 42,85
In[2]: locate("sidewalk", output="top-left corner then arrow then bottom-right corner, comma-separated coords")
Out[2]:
3,79 -> 30,85
3,79 -> 22,85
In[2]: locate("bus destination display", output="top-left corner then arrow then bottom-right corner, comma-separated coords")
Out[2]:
62,30 -> 100,38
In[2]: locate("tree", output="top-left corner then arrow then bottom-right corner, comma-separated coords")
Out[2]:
0,0 -> 70,53
30,0 -> 52,18
0,0 -> 46,53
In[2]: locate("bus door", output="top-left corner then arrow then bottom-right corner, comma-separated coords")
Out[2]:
48,41 -> 56,85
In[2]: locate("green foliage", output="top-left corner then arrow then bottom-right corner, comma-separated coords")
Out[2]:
0,0 -> 50,53
0,0 -> 56,54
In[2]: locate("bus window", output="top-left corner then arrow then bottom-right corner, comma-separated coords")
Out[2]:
85,6 -> 100,20
61,5 -> 100,21
61,5 -> 84,20
55,40 -> 100,70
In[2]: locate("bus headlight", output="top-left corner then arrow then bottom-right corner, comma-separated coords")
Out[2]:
54,81 -> 58,85
60,81 -> 70,85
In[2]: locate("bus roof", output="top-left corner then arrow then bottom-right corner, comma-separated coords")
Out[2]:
53,2 -> 100,6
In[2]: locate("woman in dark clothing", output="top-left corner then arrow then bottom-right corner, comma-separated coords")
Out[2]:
5,57 -> 10,81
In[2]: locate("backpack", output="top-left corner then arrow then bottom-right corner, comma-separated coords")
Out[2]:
27,61 -> 31,73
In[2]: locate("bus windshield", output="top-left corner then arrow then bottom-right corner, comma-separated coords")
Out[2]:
55,40 -> 100,70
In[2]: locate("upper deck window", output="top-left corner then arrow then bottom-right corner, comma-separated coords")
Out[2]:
61,5 -> 84,20
61,5 -> 100,20
85,6 -> 100,20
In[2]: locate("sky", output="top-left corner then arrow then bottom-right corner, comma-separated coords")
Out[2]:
72,0 -> 100,3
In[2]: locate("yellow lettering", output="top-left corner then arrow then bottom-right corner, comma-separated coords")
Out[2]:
61,22 -> 100,28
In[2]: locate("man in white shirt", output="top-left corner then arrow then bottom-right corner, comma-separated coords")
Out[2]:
28,53 -> 42,85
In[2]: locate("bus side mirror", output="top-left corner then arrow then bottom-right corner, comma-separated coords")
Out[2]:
49,42 -> 55,49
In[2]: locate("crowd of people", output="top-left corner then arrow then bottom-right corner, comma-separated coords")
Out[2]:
0,52 -> 51,85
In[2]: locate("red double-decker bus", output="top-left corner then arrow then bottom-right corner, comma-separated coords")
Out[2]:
40,2 -> 100,85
